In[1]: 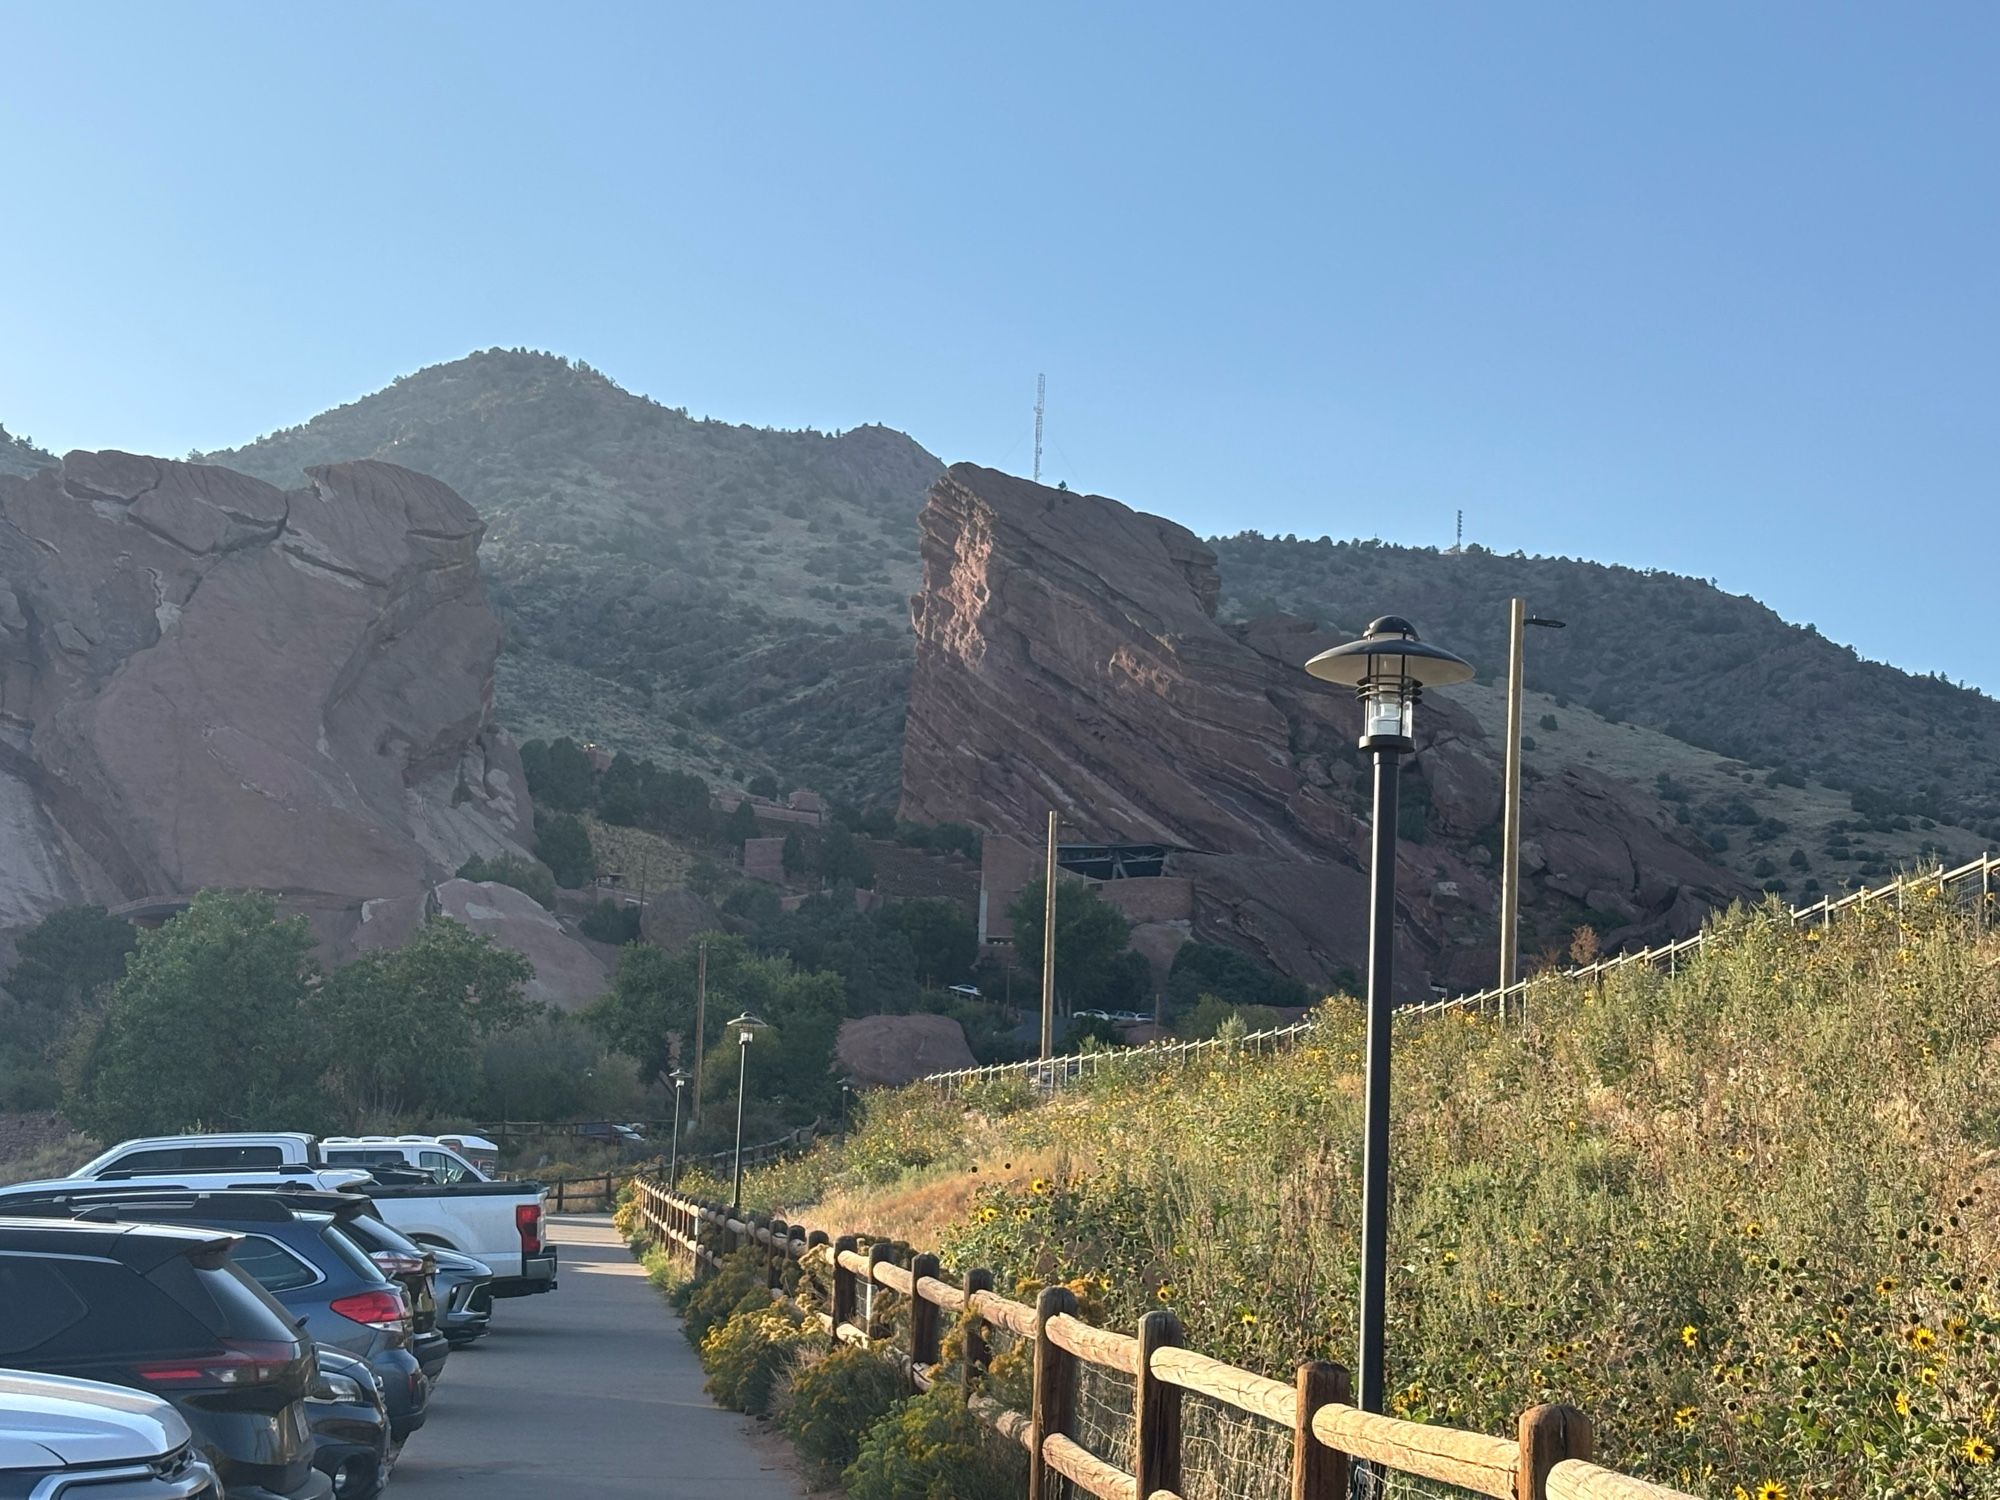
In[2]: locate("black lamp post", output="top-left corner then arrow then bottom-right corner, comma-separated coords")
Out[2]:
666,1067 -> 691,1188
726,1012 -> 767,1212
1304,616 -> 1473,1417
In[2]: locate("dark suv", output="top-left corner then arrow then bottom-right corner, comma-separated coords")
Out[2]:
0,1218 -> 331,1500
0,1189 -> 432,1445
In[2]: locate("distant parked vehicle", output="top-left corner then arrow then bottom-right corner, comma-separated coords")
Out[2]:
0,1188 -> 432,1445
305,1347 -> 389,1500
57,1134 -> 556,1301
0,1216 -> 332,1499
319,1138 -> 489,1184
574,1121 -> 645,1149
946,983 -> 982,999
0,1367 -> 222,1499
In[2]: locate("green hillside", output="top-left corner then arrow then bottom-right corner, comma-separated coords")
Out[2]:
710,893 -> 2000,1500
207,349 -> 941,802
1213,533 -> 2000,839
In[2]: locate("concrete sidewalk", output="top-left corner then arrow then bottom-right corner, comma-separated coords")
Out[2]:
390,1214 -> 809,1498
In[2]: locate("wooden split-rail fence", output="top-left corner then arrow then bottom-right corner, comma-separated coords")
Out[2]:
923,850 -> 2000,1098
633,1179 -> 1697,1500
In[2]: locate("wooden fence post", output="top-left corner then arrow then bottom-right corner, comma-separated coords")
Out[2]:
1291,1360 -> 1349,1500
1133,1309 -> 1183,1500
832,1234 -> 860,1336
961,1268 -> 994,1400
1517,1404 -> 1592,1500
1027,1284 -> 1078,1500
910,1252 -> 942,1372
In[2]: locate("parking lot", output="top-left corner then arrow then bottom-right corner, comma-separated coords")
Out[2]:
392,1215 -> 808,1500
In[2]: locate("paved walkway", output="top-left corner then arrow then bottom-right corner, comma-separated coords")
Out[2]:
391,1214 -> 809,1499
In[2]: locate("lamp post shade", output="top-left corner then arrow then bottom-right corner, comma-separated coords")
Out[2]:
1304,616 -> 1474,748
728,1011 -> 767,1044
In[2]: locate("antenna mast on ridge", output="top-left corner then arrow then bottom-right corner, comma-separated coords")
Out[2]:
1454,509 -> 1464,555
1033,373 -> 1046,484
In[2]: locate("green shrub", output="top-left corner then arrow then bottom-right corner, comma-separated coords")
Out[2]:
843,1383 -> 1026,1500
700,1303 -> 810,1415
679,1246 -> 773,1346
778,1344 -> 910,1479
455,853 -> 557,909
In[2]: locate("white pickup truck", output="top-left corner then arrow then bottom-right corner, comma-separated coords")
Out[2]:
51,1132 -> 557,1299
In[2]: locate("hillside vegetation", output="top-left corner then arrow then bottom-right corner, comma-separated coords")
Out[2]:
0,421 -> 54,478
207,350 -> 941,801
1215,533 -> 2000,840
711,894 -> 2000,1500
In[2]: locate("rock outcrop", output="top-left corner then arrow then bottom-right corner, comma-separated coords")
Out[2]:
901,464 -> 1745,995
0,451 -> 532,932
835,1013 -> 976,1088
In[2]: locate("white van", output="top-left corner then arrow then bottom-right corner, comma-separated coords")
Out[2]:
320,1135 -> 494,1183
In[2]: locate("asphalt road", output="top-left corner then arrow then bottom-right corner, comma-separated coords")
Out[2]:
390,1215 -> 808,1499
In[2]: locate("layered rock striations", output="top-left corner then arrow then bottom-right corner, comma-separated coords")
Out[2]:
0,451 -> 533,931
901,464 -> 1744,994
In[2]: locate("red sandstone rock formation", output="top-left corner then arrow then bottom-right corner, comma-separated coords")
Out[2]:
0,451 -> 533,931
901,464 -> 1744,995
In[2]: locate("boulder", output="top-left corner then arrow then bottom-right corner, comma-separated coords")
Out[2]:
835,1013 -> 977,1088
430,880 -> 609,1010
0,452 -> 531,931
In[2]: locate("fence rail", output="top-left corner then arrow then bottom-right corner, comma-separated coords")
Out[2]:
631,1180 -> 1696,1500
924,851 -> 2000,1096
535,1121 -> 820,1210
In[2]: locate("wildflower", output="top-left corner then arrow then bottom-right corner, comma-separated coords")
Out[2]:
1029,1177 -> 1051,1195
1895,1390 -> 1912,1418
1673,1406 -> 1697,1432
1155,1284 -> 1174,1303
1755,1482 -> 1788,1500
1946,1316 -> 1969,1341
1441,1251 -> 1458,1266
1909,1325 -> 1937,1351
1239,1311 -> 1257,1325
1921,1366 -> 1940,1386
1824,1327 -> 1844,1350
1741,1220 -> 1764,1239
1964,1436 -> 1996,1466
1682,1324 -> 1700,1349
1877,1276 -> 1898,1296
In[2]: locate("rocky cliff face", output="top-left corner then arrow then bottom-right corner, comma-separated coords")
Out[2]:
0,451 -> 532,932
902,464 -> 1744,995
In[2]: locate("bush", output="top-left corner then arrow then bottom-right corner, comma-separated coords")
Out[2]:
778,1344 -> 909,1480
701,1303 -> 811,1415
843,1383 -> 1026,1500
456,853 -> 557,909
579,900 -> 641,945
680,1247 -> 774,1347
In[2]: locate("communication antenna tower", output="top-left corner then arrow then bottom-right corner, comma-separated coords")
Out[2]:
1033,373 -> 1046,484
1454,509 -> 1464,555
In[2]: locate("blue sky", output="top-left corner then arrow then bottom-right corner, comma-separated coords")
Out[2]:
2,4 -> 1994,689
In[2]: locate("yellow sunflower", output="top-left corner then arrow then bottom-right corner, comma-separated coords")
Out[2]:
1681,1324 -> 1700,1349
1755,1481 -> 1788,1500
1964,1435 -> 1996,1466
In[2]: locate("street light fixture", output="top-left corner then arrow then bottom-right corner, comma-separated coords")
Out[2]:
1304,615 -> 1473,1419
1499,600 -> 1567,994
726,1012 -> 768,1212
666,1067 -> 691,1189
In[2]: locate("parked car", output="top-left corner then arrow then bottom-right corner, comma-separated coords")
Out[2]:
427,1247 -> 495,1348
68,1135 -> 370,1192
575,1121 -> 645,1149
319,1138 -> 488,1184
0,1189 -> 431,1446
0,1367 -> 223,1499
58,1133 -> 556,1301
305,1348 -> 389,1500
308,1198 -> 449,1382
0,1217 -> 331,1499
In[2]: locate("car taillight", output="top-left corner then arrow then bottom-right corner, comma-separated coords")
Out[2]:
330,1290 -> 409,1330
137,1339 -> 299,1388
370,1250 -> 427,1277
516,1201 -> 542,1255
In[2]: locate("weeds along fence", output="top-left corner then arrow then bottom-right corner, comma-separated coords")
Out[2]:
633,1180 -> 1698,1500
924,851 -> 2000,1098
536,1122 -> 818,1211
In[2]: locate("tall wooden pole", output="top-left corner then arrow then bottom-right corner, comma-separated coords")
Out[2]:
1499,596 -> 1527,996
1040,809 -> 1058,1061
692,939 -> 708,1125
